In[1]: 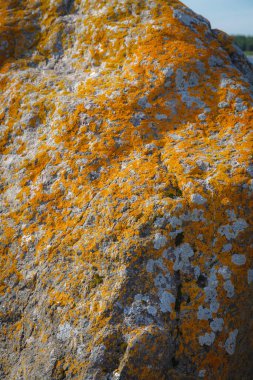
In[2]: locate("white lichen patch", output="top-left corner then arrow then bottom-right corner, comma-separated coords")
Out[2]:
223,280 -> 235,298
210,318 -> 224,332
124,294 -> 155,327
146,257 -> 167,273
173,243 -> 194,273
155,113 -> 167,120
56,323 -> 72,341
247,269 -> 253,284
222,243 -> 232,252
147,305 -> 157,316
225,329 -> 238,355
159,291 -> 175,313
199,332 -> 216,346
204,269 -> 220,313
154,273 -> 173,292
153,233 -> 168,250
197,306 -> 212,320
218,219 -> 248,240
218,266 -> 231,280
231,254 -> 246,266
190,193 -> 207,205
198,369 -> 206,378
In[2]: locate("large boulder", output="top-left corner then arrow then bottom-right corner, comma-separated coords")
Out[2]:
0,1 -> 252,379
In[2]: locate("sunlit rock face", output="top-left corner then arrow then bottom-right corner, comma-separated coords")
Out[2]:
1,1 -> 253,379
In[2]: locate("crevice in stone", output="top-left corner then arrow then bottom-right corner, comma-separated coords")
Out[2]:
196,273 -> 207,288
175,231 -> 184,247
171,356 -> 179,368
65,0 -> 75,14
58,0 -> 75,16
51,359 -> 67,380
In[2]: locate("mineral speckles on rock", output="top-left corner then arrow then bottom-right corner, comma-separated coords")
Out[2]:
1,0 -> 253,379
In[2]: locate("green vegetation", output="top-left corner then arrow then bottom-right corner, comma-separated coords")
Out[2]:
232,35 -> 253,53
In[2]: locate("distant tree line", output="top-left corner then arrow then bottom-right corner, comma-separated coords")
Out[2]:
232,35 -> 253,52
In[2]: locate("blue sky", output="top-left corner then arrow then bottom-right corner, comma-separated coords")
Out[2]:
183,0 -> 253,35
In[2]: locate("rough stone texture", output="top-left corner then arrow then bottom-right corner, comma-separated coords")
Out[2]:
0,1 -> 253,379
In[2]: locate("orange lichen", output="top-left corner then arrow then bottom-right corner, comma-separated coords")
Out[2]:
0,0 -> 252,379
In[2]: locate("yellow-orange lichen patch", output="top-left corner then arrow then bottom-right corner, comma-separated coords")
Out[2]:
0,0 -> 252,379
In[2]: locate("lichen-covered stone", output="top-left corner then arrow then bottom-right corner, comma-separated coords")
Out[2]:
0,1 -> 253,379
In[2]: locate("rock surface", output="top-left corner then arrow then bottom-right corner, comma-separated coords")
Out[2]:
0,1 -> 253,379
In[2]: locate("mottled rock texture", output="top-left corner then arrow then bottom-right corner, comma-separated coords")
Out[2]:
0,1 -> 253,379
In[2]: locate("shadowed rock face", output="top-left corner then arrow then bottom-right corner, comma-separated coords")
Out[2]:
0,1 -> 253,379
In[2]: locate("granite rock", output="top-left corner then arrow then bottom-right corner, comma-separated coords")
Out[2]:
0,1 -> 253,379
